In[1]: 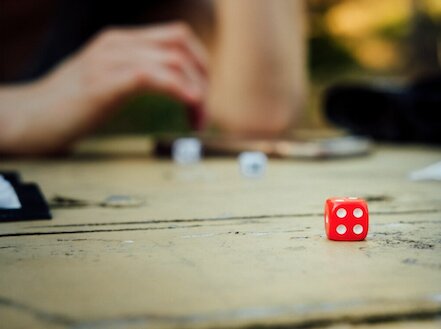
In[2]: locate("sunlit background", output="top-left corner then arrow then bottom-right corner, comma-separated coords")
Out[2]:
100,0 -> 441,135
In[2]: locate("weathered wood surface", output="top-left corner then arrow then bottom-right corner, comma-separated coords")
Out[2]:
1,137 -> 440,329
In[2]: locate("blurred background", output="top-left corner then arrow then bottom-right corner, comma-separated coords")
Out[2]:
65,0 -> 441,136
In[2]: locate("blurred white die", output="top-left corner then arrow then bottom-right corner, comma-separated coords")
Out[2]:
172,138 -> 202,165
238,152 -> 268,178
0,175 -> 21,209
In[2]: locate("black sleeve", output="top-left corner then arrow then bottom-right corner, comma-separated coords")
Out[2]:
18,0 -> 162,82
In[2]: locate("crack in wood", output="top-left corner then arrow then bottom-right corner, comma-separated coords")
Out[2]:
1,295 -> 440,329
243,310 -> 441,329
1,208 -> 439,239
26,208 -> 441,229
0,296 -> 75,326
0,224 -> 204,238
31,214 -> 316,229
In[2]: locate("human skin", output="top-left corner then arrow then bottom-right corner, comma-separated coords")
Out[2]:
208,0 -> 307,137
0,23 -> 208,154
0,1 -> 307,155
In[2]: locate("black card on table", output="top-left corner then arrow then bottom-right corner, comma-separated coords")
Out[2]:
0,171 -> 52,222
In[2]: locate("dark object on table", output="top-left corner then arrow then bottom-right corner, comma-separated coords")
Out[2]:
154,134 -> 372,159
0,172 -> 52,222
49,195 -> 144,209
324,74 -> 441,144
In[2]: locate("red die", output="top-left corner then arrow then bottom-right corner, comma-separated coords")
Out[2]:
324,197 -> 369,241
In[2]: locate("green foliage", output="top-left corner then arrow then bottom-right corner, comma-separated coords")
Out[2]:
376,19 -> 410,39
308,33 -> 358,79
98,93 -> 191,135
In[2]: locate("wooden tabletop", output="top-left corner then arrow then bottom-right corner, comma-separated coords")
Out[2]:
1,137 -> 441,329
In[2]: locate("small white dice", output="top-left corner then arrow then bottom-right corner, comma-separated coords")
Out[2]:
238,151 -> 268,178
172,138 -> 202,165
0,175 -> 21,209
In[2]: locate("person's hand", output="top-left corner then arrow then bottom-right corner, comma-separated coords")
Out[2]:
0,22 -> 208,154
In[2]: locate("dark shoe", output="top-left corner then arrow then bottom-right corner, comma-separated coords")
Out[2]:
324,74 -> 441,144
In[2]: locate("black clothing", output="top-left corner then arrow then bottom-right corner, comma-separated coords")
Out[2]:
12,0 -> 169,82
324,74 -> 441,144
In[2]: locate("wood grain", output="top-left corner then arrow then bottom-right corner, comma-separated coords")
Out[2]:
1,137 -> 440,329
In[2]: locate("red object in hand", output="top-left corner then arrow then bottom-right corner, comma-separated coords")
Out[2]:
324,197 -> 369,241
187,105 -> 206,131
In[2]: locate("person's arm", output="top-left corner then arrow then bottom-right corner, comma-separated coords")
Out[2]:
208,0 -> 307,137
0,23 -> 208,155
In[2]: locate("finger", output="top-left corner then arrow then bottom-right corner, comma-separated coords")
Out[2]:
113,66 -> 206,130
130,23 -> 209,75
92,24 -> 209,77
103,46 -> 207,101
161,50 -> 208,101
106,40 -> 207,86
136,65 -> 203,105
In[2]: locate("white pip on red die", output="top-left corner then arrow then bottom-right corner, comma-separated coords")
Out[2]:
172,138 -> 202,165
238,152 -> 268,178
324,197 -> 369,241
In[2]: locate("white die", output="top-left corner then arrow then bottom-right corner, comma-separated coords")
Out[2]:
238,152 -> 268,178
172,138 -> 202,165
0,175 -> 21,209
